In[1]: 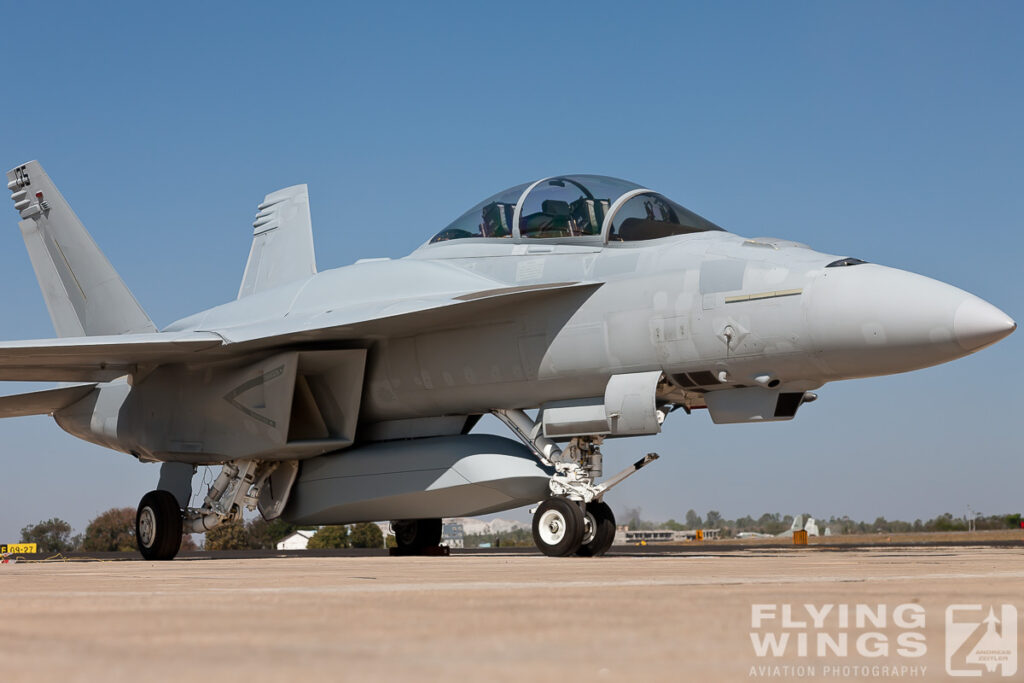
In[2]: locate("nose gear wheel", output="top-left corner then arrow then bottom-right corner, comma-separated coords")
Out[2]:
532,497 -> 585,557
576,501 -> 616,557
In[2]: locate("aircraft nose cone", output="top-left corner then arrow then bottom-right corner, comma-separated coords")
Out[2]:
953,297 -> 1016,351
804,264 -> 1012,379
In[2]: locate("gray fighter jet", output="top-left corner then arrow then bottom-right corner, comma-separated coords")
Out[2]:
3,163 -> 1015,559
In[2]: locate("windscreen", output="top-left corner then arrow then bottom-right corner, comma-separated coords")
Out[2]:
429,183 -> 530,244
606,192 -> 723,241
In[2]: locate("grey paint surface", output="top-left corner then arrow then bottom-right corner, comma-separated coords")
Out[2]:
283,434 -> 552,524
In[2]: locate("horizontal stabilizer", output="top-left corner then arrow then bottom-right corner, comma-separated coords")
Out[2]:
238,184 -> 317,298
0,332 -> 223,382
0,383 -> 96,418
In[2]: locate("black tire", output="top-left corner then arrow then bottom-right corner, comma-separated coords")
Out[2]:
532,497 -> 585,557
392,518 -> 443,550
136,490 -> 183,561
576,501 -> 616,557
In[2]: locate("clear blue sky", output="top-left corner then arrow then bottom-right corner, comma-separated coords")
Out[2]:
1,2 -> 1020,541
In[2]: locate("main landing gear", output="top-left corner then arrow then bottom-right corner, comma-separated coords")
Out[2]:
392,518 -> 443,552
136,490 -> 183,561
494,409 -> 660,558
136,460 -> 282,561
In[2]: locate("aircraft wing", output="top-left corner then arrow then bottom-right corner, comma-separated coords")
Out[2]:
0,282 -> 600,382
0,332 -> 224,382
214,281 -> 603,346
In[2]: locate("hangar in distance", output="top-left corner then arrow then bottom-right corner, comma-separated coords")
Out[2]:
2,162 -> 1015,558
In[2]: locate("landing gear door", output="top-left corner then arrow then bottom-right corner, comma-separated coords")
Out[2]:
604,370 -> 662,436
539,371 -> 663,438
258,460 -> 299,520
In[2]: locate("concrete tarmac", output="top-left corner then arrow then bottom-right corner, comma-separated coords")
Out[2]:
2,546 -> 1023,682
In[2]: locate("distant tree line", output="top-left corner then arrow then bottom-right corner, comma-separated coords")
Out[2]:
621,507 -> 1024,537
206,519 -> 388,549
20,507 -> 1022,553
462,528 -> 534,548
17,510 -> 390,553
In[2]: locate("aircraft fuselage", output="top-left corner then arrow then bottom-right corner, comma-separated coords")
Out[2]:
155,230 -> 1011,432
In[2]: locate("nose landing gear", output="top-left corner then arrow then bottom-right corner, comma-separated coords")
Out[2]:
577,500 -> 616,557
533,449 -> 659,558
494,407 -> 660,559
532,497 -> 585,557
531,498 -> 618,557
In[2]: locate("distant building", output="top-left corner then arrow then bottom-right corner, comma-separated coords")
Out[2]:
613,526 -> 721,545
445,517 -> 528,536
277,529 -> 316,550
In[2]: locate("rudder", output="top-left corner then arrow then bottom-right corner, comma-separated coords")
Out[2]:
7,161 -> 156,337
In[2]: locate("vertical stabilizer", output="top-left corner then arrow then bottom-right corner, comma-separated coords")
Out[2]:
6,161 -> 156,337
238,184 -> 317,298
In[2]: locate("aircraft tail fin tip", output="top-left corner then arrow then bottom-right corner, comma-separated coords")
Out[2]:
6,161 -> 157,337
238,183 -> 317,299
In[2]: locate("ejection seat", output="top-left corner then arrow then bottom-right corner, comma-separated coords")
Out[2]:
522,199 -> 573,237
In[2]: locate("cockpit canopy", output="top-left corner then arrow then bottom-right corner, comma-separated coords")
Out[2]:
429,175 -> 723,245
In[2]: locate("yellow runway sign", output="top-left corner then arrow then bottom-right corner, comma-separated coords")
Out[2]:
1,543 -> 37,554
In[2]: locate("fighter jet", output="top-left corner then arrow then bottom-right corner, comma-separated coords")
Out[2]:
735,514 -> 819,539
2,163 -> 1015,559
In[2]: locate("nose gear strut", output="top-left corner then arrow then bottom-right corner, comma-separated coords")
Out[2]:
493,408 -> 659,557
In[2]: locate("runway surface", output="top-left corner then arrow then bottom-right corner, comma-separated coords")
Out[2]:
3,546 -> 1023,682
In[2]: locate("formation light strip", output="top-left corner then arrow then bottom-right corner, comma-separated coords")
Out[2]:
724,288 -> 803,304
